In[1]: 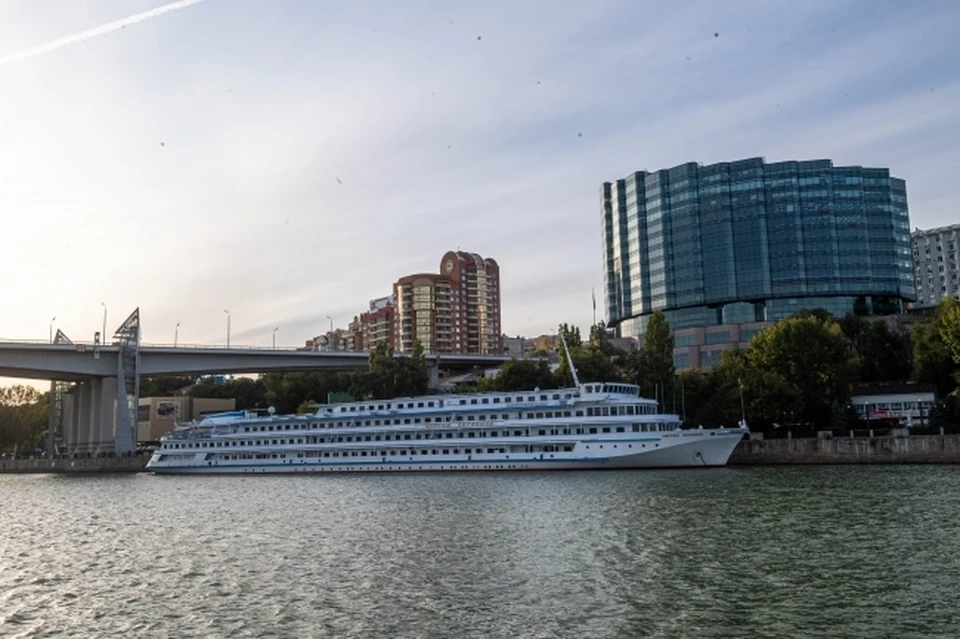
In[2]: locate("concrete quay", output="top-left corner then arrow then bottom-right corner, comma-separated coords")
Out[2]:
0,455 -> 149,474
730,433 -> 960,465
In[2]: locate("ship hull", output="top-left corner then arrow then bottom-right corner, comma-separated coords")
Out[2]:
147,431 -> 744,474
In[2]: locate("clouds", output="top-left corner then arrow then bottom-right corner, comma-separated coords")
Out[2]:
0,0 -> 957,351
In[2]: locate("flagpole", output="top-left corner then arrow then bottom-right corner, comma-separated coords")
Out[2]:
592,288 -> 597,326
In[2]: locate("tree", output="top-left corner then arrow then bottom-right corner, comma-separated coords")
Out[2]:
350,341 -> 429,399
697,350 -> 801,430
642,311 -> 675,404
937,298 -> 960,365
912,303 -> 959,398
0,386 -> 48,453
747,313 -> 859,427
478,359 -> 557,392
140,376 -> 195,397
840,314 -> 912,382
557,323 -> 582,348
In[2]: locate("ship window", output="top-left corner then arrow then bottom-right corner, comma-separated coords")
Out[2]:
418,402 -> 424,408
471,399 -> 478,405
364,435 -> 372,441
385,435 -> 391,441
421,450 -> 428,455
616,427 -> 625,433
442,449 -> 450,455
575,411 -> 583,417
627,406 -> 635,415
375,420 -> 381,425
415,434 -> 422,440
428,401 -> 435,407
481,398 -> 489,404
516,397 -> 523,402
404,419 -> 411,424
538,430 -> 546,436
514,430 -> 522,436
493,398 -> 500,404
460,400 -> 466,405
536,413 -> 544,418
468,432 -> 475,438
244,427 -> 249,432
632,424 -> 640,432
468,416 -> 475,422
602,428 -> 610,433
404,434 -> 411,440
360,451 -> 367,457
414,418 -> 421,424
588,427 -> 597,434
505,397 -> 512,403
552,394 -> 559,400
323,452 -> 329,457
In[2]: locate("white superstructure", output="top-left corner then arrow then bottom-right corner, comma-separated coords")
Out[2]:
146,382 -> 746,474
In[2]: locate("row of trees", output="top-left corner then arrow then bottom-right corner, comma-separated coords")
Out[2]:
0,386 -> 48,454
140,340 -> 431,415
17,298 -> 949,450
479,302 -> 960,431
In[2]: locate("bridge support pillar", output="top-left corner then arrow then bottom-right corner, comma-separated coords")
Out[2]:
72,381 -> 91,455
95,377 -> 118,456
428,359 -> 440,390
62,389 -> 76,454
86,378 -> 102,455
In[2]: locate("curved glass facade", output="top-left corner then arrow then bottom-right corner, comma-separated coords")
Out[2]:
602,157 -> 915,340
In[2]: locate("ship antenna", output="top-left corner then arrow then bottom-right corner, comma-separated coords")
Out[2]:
559,332 -> 581,388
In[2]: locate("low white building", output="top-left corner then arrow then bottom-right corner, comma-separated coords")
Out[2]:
850,383 -> 936,426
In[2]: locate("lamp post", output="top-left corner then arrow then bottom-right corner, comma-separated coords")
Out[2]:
50,316 -> 56,344
326,315 -> 333,352
273,327 -> 278,350
175,321 -> 180,347
101,302 -> 107,345
224,310 -> 231,348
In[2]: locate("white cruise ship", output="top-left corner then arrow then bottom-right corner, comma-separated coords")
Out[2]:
146,379 -> 747,474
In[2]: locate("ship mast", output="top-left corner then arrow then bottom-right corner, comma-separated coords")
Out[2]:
559,332 -> 581,388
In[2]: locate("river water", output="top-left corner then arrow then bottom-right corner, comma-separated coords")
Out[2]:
1,467 -> 958,638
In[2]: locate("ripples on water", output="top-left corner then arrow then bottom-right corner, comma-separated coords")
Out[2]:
1,467 -> 959,638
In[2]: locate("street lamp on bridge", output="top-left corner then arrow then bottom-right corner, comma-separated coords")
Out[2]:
100,302 -> 107,345
224,310 -> 231,348
175,321 -> 180,347
273,326 -> 278,349
50,316 -> 56,344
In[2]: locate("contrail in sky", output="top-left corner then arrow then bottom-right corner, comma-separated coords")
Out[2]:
0,0 -> 206,68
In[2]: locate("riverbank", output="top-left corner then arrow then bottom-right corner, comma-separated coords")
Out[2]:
729,433 -> 960,465
4,434 -> 960,473
0,456 -> 149,474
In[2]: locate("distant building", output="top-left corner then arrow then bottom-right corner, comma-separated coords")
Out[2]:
392,251 -> 502,354
440,250 -> 502,355
602,157 -> 915,369
502,335 -> 526,358
137,396 -> 236,442
912,224 -> 960,307
394,273 -> 454,353
349,297 -> 396,352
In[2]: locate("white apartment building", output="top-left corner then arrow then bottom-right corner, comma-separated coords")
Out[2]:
912,224 -> 960,307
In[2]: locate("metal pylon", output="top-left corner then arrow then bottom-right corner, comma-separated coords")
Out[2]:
113,308 -> 141,455
46,330 -> 73,457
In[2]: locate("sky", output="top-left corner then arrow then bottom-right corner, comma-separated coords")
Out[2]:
0,0 -> 958,355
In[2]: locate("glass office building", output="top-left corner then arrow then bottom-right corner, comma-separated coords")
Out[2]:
602,157 -> 914,368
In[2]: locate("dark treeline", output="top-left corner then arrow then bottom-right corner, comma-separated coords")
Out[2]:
71,299 -> 960,445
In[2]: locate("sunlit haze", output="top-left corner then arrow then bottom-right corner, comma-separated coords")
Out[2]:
1,0 -> 958,354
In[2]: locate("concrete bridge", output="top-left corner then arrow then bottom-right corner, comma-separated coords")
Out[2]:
0,308 -> 510,458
